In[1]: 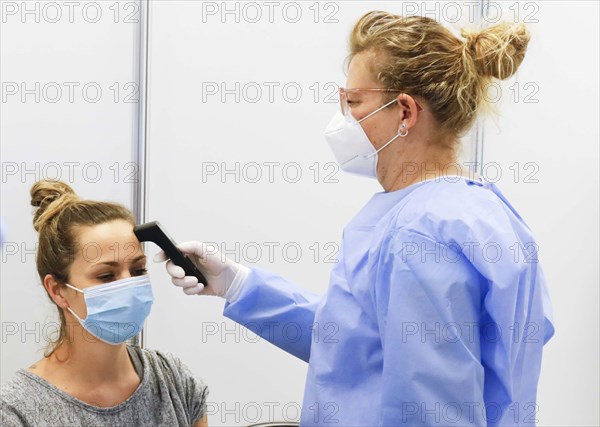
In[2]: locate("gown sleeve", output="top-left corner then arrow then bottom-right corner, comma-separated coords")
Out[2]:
375,224 -> 554,426
375,228 -> 488,426
223,266 -> 322,362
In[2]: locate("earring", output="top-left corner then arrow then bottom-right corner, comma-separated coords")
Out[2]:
398,122 -> 408,137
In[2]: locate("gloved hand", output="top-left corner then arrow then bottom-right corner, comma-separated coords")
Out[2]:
153,241 -> 250,302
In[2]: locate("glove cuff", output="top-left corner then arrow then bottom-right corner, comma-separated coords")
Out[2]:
224,264 -> 251,303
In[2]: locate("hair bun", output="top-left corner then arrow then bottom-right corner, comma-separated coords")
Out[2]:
461,21 -> 531,80
30,180 -> 78,232
461,28 -> 480,53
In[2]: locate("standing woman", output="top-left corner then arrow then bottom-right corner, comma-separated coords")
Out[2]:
156,11 -> 554,426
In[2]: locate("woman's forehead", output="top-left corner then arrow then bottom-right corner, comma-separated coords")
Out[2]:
74,220 -> 134,241
72,221 -> 143,264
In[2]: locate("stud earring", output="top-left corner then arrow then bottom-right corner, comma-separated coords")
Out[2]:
399,122 -> 408,137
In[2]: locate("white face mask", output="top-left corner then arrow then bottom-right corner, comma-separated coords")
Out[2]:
323,98 -> 406,179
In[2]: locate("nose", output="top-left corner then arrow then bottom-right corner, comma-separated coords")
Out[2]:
116,270 -> 134,281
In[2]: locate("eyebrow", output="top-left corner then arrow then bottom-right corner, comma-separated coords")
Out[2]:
91,255 -> 147,267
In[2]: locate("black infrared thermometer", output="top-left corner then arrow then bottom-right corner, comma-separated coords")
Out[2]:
133,220 -> 208,285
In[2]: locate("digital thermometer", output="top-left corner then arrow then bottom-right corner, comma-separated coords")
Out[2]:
134,220 -> 208,285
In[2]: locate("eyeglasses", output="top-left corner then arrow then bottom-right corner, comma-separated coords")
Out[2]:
339,87 -> 424,116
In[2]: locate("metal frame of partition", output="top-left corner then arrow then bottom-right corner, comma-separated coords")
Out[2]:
473,0 -> 489,174
131,0 -> 150,348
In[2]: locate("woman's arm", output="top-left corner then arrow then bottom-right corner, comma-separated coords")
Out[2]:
223,266 -> 322,362
376,223 -> 553,426
375,229 -> 487,426
193,414 -> 208,427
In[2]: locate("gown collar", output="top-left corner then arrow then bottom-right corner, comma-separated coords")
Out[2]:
348,175 -> 487,228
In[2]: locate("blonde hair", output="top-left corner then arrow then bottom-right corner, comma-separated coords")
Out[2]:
30,180 -> 135,356
347,11 -> 531,145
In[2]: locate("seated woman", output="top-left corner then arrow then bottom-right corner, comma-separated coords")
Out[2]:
0,180 -> 208,426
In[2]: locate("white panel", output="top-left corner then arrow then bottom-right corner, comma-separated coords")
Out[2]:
1,1 -> 137,384
479,2 -> 599,426
145,2 -> 478,425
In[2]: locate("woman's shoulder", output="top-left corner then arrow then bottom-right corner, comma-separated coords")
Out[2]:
128,345 -> 209,423
128,345 -> 182,373
389,177 -> 531,244
1,369 -> 40,401
1,369 -> 45,423
129,345 -> 208,391
131,344 -> 188,371
404,177 -> 503,217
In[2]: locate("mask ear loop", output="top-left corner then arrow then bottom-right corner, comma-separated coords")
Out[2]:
64,283 -> 85,321
360,94 -> 413,159
365,122 -> 409,159
356,97 -> 398,123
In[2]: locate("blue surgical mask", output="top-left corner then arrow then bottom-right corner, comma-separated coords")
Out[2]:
65,274 -> 153,345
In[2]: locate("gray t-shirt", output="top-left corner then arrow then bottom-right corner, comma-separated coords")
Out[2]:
0,345 -> 208,426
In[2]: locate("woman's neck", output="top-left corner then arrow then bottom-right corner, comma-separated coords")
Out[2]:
379,137 -> 461,192
44,330 -> 135,385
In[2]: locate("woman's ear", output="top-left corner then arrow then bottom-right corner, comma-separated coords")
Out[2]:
395,93 -> 420,129
43,274 -> 69,309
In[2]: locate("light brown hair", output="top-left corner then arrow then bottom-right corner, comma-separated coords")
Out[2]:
30,179 -> 135,356
347,11 -> 531,144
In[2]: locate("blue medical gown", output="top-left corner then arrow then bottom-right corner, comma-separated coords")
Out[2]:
223,176 -> 555,426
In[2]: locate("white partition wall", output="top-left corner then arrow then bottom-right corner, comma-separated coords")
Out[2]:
1,1 -> 138,381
